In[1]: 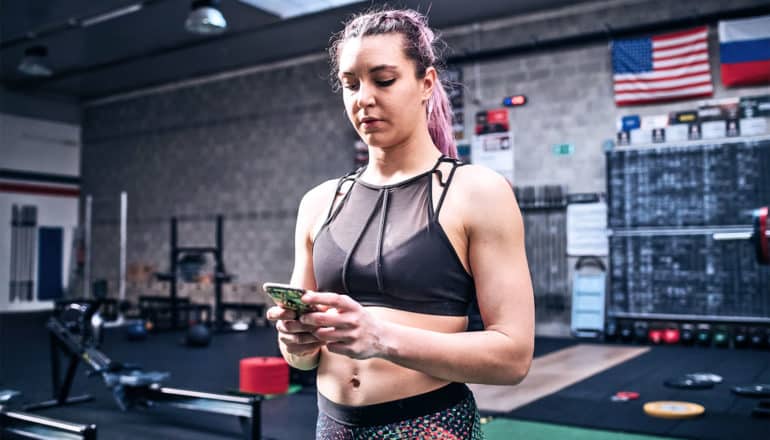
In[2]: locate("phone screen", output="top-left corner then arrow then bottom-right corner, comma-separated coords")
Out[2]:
263,283 -> 314,314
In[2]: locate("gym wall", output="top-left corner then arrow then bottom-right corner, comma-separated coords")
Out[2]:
79,0 -> 770,322
81,58 -> 354,297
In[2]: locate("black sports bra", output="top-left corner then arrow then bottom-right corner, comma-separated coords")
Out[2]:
312,156 -> 475,316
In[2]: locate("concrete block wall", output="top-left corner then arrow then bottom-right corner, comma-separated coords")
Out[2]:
82,58 -> 357,301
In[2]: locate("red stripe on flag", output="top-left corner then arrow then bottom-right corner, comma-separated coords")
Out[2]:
654,49 -> 708,63
653,40 -> 707,54
615,67 -> 709,84
616,91 -> 714,106
615,71 -> 709,84
0,182 -> 80,198
721,60 -> 770,87
653,61 -> 710,73
652,26 -> 708,43
616,81 -> 713,94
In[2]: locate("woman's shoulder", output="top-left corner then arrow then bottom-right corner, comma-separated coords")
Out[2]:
450,165 -> 521,232
298,170 -> 359,217
300,178 -> 339,213
451,164 -> 514,201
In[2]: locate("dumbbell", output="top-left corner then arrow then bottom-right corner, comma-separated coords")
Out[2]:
663,324 -> 680,344
605,319 -> 618,342
751,327 -> 770,349
634,321 -> 649,344
648,324 -> 664,344
713,325 -> 730,348
620,322 -> 634,342
696,323 -> 712,347
681,323 -> 695,345
734,326 -> 749,349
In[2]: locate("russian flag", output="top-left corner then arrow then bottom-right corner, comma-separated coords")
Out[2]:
719,14 -> 770,87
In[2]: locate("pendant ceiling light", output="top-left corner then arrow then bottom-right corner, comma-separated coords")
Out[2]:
18,45 -> 53,77
185,0 -> 227,35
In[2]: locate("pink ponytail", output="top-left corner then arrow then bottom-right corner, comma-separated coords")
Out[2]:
427,78 -> 457,158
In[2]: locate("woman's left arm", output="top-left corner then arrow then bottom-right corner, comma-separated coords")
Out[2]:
301,168 -> 534,385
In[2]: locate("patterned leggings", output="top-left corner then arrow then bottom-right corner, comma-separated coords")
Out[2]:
316,383 -> 485,439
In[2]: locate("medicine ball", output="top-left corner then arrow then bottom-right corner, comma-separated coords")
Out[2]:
185,324 -> 212,347
126,321 -> 148,341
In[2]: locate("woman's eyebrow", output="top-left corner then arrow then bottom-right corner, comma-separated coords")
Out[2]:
339,65 -> 398,77
369,65 -> 398,74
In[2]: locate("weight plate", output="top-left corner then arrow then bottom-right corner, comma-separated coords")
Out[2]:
732,384 -> 770,397
644,401 -> 705,419
664,377 -> 714,389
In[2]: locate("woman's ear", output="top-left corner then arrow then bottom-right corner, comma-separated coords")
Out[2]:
422,66 -> 438,101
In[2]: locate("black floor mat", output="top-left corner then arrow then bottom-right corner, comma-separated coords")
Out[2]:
506,343 -> 770,440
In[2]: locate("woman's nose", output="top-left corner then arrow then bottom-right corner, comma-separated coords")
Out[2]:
356,82 -> 376,107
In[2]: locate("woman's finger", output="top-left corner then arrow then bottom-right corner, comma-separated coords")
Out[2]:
312,326 -> 355,343
279,332 -> 321,346
301,292 -> 359,311
266,306 -> 297,321
277,319 -> 319,334
283,341 -> 325,356
299,308 -> 352,328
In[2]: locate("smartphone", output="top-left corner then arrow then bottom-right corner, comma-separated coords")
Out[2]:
262,282 -> 315,315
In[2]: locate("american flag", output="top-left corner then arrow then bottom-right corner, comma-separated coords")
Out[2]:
612,26 -> 713,106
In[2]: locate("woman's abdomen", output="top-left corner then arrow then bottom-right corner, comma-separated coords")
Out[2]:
316,307 -> 467,406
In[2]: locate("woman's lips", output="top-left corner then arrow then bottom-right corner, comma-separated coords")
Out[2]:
361,118 -> 382,130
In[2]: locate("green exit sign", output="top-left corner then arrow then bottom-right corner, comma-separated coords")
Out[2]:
552,143 -> 575,156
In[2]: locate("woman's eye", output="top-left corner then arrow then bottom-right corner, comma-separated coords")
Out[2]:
343,83 -> 360,91
376,79 -> 396,87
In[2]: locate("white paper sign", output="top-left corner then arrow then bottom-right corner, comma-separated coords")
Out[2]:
567,202 -> 608,256
740,117 -> 768,136
472,132 -> 514,183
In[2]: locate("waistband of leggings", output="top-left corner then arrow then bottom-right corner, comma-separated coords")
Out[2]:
317,382 -> 471,427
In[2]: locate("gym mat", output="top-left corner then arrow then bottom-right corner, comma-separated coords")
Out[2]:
470,344 -> 649,412
506,344 -> 770,440
482,418 -> 678,440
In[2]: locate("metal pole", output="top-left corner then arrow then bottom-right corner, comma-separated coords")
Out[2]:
215,215 -> 224,329
84,196 -> 92,299
119,192 -> 127,304
170,217 -> 178,329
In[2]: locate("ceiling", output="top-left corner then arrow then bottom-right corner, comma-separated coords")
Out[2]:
0,0 -> 585,100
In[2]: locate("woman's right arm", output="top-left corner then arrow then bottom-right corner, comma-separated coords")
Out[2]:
268,181 -> 336,370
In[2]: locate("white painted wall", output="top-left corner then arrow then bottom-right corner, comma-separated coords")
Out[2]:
0,113 -> 81,175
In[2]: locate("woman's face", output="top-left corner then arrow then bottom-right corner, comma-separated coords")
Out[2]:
337,33 -> 434,149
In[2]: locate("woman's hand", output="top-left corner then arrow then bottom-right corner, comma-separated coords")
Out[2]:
300,292 -> 388,360
266,305 -> 325,356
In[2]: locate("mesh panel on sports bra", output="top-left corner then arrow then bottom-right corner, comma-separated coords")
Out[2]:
312,158 -> 475,316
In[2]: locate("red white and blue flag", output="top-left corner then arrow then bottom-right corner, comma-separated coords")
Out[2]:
611,26 -> 713,106
719,14 -> 770,87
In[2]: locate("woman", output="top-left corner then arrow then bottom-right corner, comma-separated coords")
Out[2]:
266,8 -> 534,439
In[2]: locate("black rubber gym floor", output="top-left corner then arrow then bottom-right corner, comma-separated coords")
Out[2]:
1,311 -> 316,439
1,312 -> 767,439
505,343 -> 769,440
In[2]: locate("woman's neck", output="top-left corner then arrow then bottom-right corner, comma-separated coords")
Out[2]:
363,132 -> 441,185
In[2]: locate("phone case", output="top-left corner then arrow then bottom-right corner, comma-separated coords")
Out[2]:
263,283 -> 314,314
